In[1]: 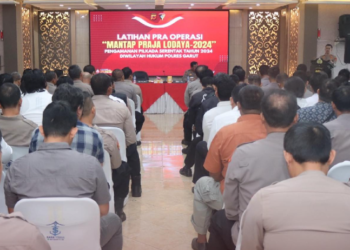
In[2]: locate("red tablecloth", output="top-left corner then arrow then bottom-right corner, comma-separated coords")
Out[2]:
137,83 -> 188,112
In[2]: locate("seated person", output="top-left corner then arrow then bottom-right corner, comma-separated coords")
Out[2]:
276,73 -> 288,89
20,72 -> 52,126
45,70 -> 57,94
11,72 -> 21,88
338,68 -> 350,82
184,65 -> 209,107
56,76 -> 74,87
259,65 -> 270,87
0,83 -> 37,146
298,79 -> 337,123
1,137 -> 12,166
262,66 -> 280,93
284,76 -> 308,108
207,90 -> 297,250
83,64 -> 96,75
5,101 -> 123,250
54,69 -> 63,78
241,122 -> 350,250
324,85 -> 350,167
91,73 -> 141,197
112,69 -> 138,107
30,84 -> 104,165
122,67 -> 143,104
247,74 -> 261,87
232,67 -> 246,85
191,85 -> 266,250
305,72 -> 328,107
293,70 -> 313,98
0,73 -> 13,85
82,72 -> 92,84
69,65 -> 94,96
183,61 -> 198,82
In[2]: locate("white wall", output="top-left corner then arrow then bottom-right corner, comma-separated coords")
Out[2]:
0,5 -> 4,74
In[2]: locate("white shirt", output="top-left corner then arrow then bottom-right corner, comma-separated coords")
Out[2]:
1,138 -> 12,165
207,106 -> 241,149
202,101 -> 232,142
305,93 -> 318,107
20,90 -> 52,126
297,98 -> 309,109
109,95 -> 126,106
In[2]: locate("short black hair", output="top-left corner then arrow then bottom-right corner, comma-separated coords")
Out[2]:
262,89 -> 298,128
122,67 -> 133,79
233,68 -> 245,82
268,66 -> 280,79
309,72 -> 328,93
214,73 -> 236,101
23,68 -> 32,76
45,71 -> 57,82
319,79 -> 337,103
334,75 -> 348,87
52,83 -> 84,112
199,69 -> 213,81
0,83 -> 21,108
33,69 -> 44,78
237,84 -> 263,112
232,65 -> 243,73
190,61 -> 198,68
42,101 -> 77,137
284,122 -> 331,164
68,65 -> 82,80
296,64 -> 307,72
201,76 -> 214,88
231,83 -> 247,104
248,74 -> 261,86
0,73 -> 14,85
332,86 -> 350,112
326,44 -> 333,48
22,72 -> 46,93
91,73 -> 112,95
293,70 -> 308,83
338,69 -> 350,81
82,91 -> 94,117
83,65 -> 96,74
111,69 -> 124,82
259,65 -> 269,76
56,76 -> 74,87
284,76 -> 305,98
276,73 -> 288,85
195,65 -> 209,78
55,69 -> 64,78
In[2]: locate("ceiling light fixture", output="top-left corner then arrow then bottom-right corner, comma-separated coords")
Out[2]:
59,4 -> 64,7
256,3 -> 260,6
249,7 -> 252,9
125,5 -> 129,7
128,7 -> 131,9
68,7 -> 71,10
191,3 -> 194,6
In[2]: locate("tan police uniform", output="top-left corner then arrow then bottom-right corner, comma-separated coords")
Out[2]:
114,81 -> 138,107
73,79 -> 94,96
124,79 -> 143,104
184,78 -> 202,107
182,69 -> 197,82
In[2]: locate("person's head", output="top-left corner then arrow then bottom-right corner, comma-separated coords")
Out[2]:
56,76 -> 74,87
91,73 -> 113,96
231,83 -> 247,105
247,74 -> 261,87
0,73 -> 14,86
293,70 -> 308,84
232,65 -> 243,73
199,69 -> 213,82
195,65 -> 209,78
11,72 -> 21,87
332,85 -> 350,116
112,69 -> 125,82
318,79 -> 337,103
190,61 -> 198,71
32,69 -> 44,78
325,44 -> 333,54
214,73 -> 236,101
21,72 -> 46,93
22,68 -> 32,76
296,64 -> 307,73
52,83 -> 84,119
0,83 -> 21,111
54,69 -> 64,78
40,101 -> 78,145
284,122 -> 335,177
261,89 -> 298,131
338,68 -> 350,81
276,73 -> 288,88
259,65 -> 269,77
83,65 -> 96,75
82,72 -> 92,84
232,68 -> 245,82
201,76 -> 215,88
309,72 -> 328,93
122,67 -> 133,80
81,91 -> 96,122
45,71 -> 58,85
237,85 -> 263,115
334,75 -> 348,88
268,66 -> 280,81
284,76 -> 305,98
68,65 -> 82,80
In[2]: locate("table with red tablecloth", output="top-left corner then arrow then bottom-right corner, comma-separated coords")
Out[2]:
137,83 -> 188,114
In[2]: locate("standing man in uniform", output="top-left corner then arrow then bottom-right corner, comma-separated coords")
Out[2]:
183,61 -> 198,82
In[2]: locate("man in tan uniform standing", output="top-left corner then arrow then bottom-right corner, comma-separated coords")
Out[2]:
182,61 -> 198,82
241,122 -> 350,250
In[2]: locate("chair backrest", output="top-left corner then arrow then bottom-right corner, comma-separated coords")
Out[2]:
134,71 -> 149,81
128,98 -> 136,128
100,127 -> 127,162
11,146 -> 29,161
0,171 -> 7,214
327,161 -> 350,182
14,197 -> 101,250
136,95 -> 141,112
103,150 -> 115,213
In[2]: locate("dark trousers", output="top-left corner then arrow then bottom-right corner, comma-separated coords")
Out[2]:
193,141 -> 209,184
183,112 -> 192,142
184,136 -> 203,168
135,111 -> 145,134
207,209 -> 236,250
126,143 -> 141,177
112,161 -> 130,199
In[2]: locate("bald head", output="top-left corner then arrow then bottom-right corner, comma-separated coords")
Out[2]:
112,69 -> 125,82
82,72 -> 92,84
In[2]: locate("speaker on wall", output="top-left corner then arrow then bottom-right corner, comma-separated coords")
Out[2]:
339,15 -> 350,63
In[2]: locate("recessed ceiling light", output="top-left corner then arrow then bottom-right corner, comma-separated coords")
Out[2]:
128,7 -> 131,9
59,4 -> 64,7
77,11 -> 80,14
256,3 -> 260,6
125,5 -> 129,7
81,15 -> 85,18
191,3 -> 194,6
68,7 -> 71,10
249,7 -> 252,9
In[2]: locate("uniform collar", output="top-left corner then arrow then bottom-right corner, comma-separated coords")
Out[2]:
0,212 -> 27,221
37,142 -> 72,151
217,101 -> 231,107
92,95 -> 110,101
237,114 -> 261,122
337,114 -> 350,121
298,170 -> 326,177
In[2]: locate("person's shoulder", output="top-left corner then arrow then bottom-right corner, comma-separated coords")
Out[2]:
22,116 -> 38,128
324,117 -> 338,129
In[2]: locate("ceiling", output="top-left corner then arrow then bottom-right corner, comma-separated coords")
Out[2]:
7,0 -> 349,10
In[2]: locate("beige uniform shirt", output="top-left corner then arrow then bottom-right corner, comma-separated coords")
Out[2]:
114,81 -> 138,107
95,126 -> 122,169
324,114 -> 350,168
241,171 -> 350,250
46,82 -> 56,95
184,78 -> 202,107
73,79 -> 94,96
92,95 -> 136,146
182,69 -> 197,82
224,133 -> 290,244
0,114 -> 37,146
125,79 -> 143,104
0,212 -> 51,250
